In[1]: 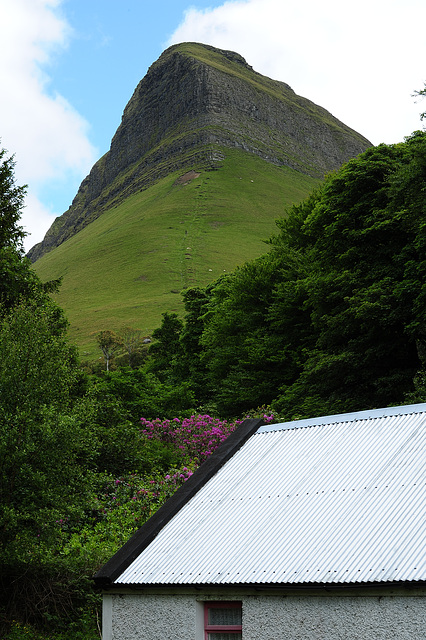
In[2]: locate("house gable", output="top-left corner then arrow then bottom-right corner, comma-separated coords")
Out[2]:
95,403 -> 426,589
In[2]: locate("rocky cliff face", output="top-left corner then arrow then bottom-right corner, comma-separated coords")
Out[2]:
28,42 -> 371,262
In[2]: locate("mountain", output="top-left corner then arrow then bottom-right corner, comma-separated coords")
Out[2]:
30,43 -> 371,358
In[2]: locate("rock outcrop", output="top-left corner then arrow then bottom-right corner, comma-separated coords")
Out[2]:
28,42 -> 371,262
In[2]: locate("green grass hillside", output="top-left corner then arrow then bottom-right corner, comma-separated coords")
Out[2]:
34,148 -> 318,359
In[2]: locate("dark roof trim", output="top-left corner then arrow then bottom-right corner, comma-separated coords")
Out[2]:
109,579 -> 426,592
94,418 -> 264,588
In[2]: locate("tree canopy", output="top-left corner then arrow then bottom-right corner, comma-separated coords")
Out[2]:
0,145 -> 62,311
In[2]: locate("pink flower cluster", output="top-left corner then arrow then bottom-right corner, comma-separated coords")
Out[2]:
140,414 -> 243,463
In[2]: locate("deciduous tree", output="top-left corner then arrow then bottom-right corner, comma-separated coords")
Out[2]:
119,326 -> 145,368
96,330 -> 123,371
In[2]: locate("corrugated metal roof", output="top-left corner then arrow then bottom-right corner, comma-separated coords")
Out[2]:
116,403 -> 426,586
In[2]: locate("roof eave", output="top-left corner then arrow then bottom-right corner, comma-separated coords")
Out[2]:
104,579 -> 426,592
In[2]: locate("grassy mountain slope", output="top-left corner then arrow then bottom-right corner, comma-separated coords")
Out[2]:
34,147 -> 318,358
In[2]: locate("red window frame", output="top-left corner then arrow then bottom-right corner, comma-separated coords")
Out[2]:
204,601 -> 242,639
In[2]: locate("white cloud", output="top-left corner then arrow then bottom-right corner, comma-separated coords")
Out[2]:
0,0 -> 96,252
168,0 -> 426,147
21,192 -> 58,247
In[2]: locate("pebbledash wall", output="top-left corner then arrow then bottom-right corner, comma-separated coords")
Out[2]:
102,588 -> 426,640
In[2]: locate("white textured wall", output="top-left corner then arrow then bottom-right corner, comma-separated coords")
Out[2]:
108,593 -> 197,640
105,591 -> 426,640
243,594 -> 426,640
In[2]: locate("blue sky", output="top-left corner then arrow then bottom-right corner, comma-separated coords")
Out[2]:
50,0 -> 226,156
1,0 -> 426,252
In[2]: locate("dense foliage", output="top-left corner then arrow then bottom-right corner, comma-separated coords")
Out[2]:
0,147 -> 61,312
149,131 -> 426,417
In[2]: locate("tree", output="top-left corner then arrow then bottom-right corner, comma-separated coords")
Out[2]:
413,83 -> 426,121
0,301 -> 78,413
0,144 -> 100,635
0,300 -> 84,533
0,145 -> 26,250
0,144 -> 90,567
119,326 -> 146,368
198,259 -> 296,416
271,137 -> 426,416
176,287 -> 212,403
147,312 -> 183,382
96,330 -> 123,370
0,143 -> 60,312
0,301 -> 99,634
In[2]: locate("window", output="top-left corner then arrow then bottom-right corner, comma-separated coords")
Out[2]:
204,601 -> 242,640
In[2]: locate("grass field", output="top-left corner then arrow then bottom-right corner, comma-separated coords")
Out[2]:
34,147 -> 318,360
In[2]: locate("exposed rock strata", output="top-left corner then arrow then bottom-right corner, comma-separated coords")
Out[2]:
28,43 -> 371,262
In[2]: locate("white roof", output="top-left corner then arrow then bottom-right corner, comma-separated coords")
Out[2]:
115,403 -> 426,586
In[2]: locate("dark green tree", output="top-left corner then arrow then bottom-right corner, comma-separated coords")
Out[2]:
0,146 -> 26,249
147,312 -> 184,382
273,137 -> 426,416
199,258 -> 297,416
176,286 -> 212,404
0,143 -> 60,312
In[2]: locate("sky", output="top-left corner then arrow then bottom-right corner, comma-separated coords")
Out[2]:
1,0 -> 425,253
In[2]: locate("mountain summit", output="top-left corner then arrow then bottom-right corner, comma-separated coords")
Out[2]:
29,43 -> 370,262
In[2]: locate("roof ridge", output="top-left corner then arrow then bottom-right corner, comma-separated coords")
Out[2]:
257,402 -> 426,433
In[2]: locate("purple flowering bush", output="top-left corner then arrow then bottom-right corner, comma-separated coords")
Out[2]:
9,411 -> 277,639
84,415 -> 248,551
95,411 -> 274,530
140,414 -> 244,463
59,412 -> 276,556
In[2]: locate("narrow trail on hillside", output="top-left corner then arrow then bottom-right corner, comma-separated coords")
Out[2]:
179,173 -> 210,290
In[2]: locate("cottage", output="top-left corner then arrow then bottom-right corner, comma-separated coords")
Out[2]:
94,403 -> 426,639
